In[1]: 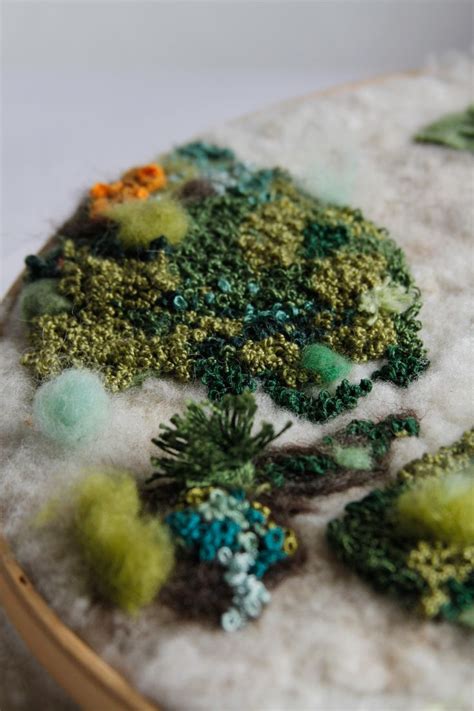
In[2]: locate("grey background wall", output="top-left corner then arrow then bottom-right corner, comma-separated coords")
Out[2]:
1,0 -> 472,294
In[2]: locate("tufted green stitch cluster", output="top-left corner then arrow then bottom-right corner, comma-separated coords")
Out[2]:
21,142 -> 428,423
147,393 -> 420,507
327,430 -> 474,626
166,487 -> 297,631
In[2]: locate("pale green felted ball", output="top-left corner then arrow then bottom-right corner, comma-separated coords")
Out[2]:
20,278 -> 72,321
333,445 -> 373,470
106,197 -> 189,248
73,471 -> 175,613
33,369 -> 110,446
301,344 -> 352,383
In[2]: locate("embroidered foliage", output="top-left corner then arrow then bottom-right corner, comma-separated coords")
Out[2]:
327,430 -> 474,625
21,142 -> 428,424
147,394 -> 419,503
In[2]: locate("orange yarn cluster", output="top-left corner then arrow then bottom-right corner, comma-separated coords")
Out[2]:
89,163 -> 167,217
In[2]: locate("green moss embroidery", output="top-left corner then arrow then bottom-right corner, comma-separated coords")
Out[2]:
327,430 -> 474,625
415,105 -> 474,152
21,142 -> 428,423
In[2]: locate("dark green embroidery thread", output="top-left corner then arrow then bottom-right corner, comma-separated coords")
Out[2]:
146,393 -> 420,506
21,142 -> 429,424
327,430 -> 474,626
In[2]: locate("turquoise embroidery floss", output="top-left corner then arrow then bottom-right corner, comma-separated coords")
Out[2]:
165,487 -> 298,631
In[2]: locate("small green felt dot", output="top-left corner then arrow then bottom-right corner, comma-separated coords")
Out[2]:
20,279 -> 71,321
333,445 -> 373,470
301,344 -> 352,383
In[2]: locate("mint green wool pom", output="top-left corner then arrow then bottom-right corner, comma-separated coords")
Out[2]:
301,344 -> 352,383
20,279 -> 71,321
33,369 -> 110,446
333,445 -> 373,470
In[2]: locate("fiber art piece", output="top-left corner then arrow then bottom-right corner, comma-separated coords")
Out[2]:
328,430 -> 474,626
1,61 -> 473,711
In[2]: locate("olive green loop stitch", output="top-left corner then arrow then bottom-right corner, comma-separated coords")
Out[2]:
21,142 -> 429,424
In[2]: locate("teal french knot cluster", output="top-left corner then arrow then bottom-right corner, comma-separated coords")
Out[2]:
166,488 -> 292,631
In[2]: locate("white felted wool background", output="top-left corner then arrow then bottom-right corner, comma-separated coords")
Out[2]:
1,58 -> 473,710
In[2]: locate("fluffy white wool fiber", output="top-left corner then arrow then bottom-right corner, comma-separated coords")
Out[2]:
1,58 -> 473,710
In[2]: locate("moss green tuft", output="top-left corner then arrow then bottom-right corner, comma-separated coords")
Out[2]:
396,467 -> 474,546
74,471 -> 175,613
301,344 -> 352,383
106,197 -> 189,248
20,278 -> 71,321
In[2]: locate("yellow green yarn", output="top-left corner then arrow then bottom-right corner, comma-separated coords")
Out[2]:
238,196 -> 307,271
73,471 -> 175,613
105,197 -> 189,248
310,252 -> 387,311
406,541 -> 474,618
396,469 -> 474,546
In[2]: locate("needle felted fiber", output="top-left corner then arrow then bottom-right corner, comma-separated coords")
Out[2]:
20,141 -> 428,428
33,369 -> 110,446
2,59 -> 473,711
327,430 -> 474,625
105,196 -> 189,248
396,468 -> 474,547
19,278 -> 72,321
300,343 -> 352,383
73,471 -> 174,613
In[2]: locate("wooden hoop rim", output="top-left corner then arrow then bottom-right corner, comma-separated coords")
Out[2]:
0,69 -> 420,710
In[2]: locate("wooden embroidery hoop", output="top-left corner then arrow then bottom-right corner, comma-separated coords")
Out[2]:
0,71 -> 418,710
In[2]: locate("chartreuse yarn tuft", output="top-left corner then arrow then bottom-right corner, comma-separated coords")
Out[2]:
20,278 -> 71,321
73,471 -> 174,613
21,142 -> 429,425
301,344 -> 352,383
105,197 -> 189,248
396,468 -> 474,546
328,430 -> 474,626
33,369 -> 110,446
